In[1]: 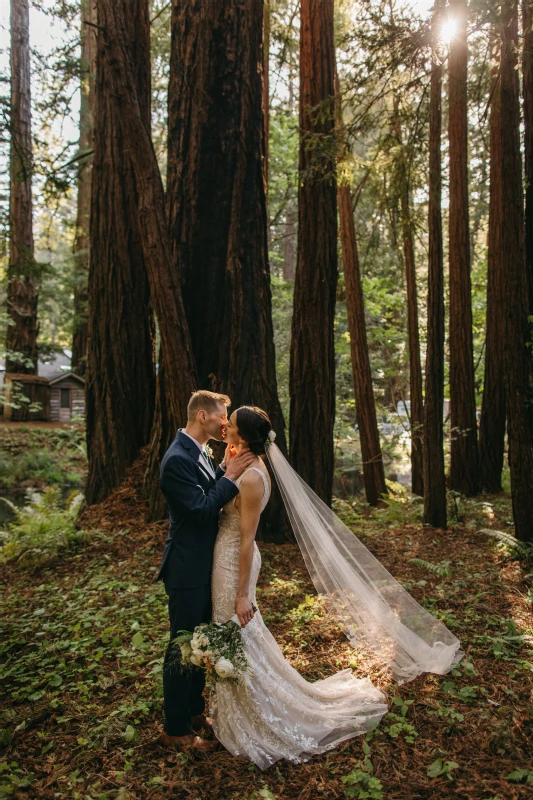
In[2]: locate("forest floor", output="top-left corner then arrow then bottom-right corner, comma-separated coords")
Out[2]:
1,436 -> 533,799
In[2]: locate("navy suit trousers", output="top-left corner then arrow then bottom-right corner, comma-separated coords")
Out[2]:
162,583 -> 212,736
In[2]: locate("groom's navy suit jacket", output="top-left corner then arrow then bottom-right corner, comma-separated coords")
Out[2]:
156,431 -> 239,589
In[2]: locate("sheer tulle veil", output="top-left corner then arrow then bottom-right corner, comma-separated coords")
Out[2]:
265,439 -> 463,684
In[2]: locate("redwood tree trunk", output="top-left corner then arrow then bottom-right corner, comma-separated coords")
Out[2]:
71,0 -> 96,378
283,76 -> 297,282
263,1 -> 270,194
166,0 -> 287,540
479,59 -> 505,493
448,0 -> 479,496
424,0 -> 447,528
289,0 -> 337,503
500,0 -> 533,542
86,0 -> 156,504
399,162 -> 424,497
96,0 -> 198,519
523,0 -> 533,315
338,185 -> 387,505
283,205 -> 296,280
6,0 -> 37,375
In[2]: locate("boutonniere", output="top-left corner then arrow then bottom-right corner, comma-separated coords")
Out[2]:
205,445 -> 214,459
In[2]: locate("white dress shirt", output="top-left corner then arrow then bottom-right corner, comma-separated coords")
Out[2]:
179,429 -> 235,485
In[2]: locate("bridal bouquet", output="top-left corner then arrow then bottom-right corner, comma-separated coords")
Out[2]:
173,617 -> 249,685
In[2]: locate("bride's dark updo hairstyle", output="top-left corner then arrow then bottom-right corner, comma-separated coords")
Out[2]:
236,406 -> 272,456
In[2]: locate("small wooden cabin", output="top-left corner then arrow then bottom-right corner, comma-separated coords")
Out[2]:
49,373 -> 85,422
1,352 -> 86,423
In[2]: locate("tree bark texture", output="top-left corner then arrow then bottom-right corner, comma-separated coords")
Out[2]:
447,0 -> 479,496
166,0 -> 287,540
283,205 -> 296,280
283,77 -> 297,281
424,0 -> 447,528
401,189 -> 424,497
86,0 -> 156,504
72,0 -> 96,378
479,60 -> 505,493
6,0 -> 37,375
523,0 -> 533,315
500,0 -> 533,542
95,0 -> 202,516
338,185 -> 387,505
289,0 -> 337,504
392,103 -> 424,498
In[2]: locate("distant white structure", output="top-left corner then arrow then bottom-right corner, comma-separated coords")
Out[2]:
396,400 -> 411,417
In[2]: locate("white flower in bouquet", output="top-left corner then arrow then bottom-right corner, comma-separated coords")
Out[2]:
189,653 -> 202,667
215,657 -> 235,679
179,641 -> 192,662
198,634 -> 209,647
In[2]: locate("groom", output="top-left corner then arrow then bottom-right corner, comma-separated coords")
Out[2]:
157,390 -> 255,752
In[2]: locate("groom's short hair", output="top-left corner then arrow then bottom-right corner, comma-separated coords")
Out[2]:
187,390 -> 231,421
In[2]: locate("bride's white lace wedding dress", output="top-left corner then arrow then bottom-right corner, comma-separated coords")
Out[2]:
210,466 -> 388,770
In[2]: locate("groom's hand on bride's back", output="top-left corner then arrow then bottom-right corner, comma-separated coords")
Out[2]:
225,448 -> 255,482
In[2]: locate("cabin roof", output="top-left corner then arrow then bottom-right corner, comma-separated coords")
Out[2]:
49,372 -> 85,387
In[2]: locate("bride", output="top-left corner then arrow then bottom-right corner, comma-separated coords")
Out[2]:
210,406 -> 462,769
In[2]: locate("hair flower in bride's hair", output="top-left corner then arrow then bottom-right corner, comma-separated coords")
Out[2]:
266,430 -> 276,445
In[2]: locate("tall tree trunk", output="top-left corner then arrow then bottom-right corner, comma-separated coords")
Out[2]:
338,185 -> 387,505
283,76 -> 297,282
448,0 -> 479,496
283,205 -> 296,280
424,0 -> 447,528
523,0 -> 533,315
96,0 -> 198,515
263,1 -> 270,194
392,99 -> 424,497
336,69 -> 386,506
6,0 -> 37,376
289,0 -> 337,504
500,0 -> 533,542
166,0 -> 287,540
401,186 -> 424,497
86,0 -> 156,504
71,0 -> 96,378
479,59 -> 505,492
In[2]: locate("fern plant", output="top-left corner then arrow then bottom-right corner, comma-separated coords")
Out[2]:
0,487 -> 95,568
479,529 -> 533,564
408,558 -> 451,577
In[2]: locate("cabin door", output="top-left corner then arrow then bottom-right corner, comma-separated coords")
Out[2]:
59,388 -> 71,422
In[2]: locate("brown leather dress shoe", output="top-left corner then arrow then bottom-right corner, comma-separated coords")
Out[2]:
160,732 -> 219,753
191,713 -> 214,733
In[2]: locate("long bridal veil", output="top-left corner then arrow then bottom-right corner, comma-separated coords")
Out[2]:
266,442 -> 463,684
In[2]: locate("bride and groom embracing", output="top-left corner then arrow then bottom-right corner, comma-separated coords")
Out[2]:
156,390 -> 463,770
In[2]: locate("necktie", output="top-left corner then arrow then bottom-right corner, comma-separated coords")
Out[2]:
201,447 -> 215,476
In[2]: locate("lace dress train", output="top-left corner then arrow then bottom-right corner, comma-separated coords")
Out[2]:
210,467 -> 388,770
